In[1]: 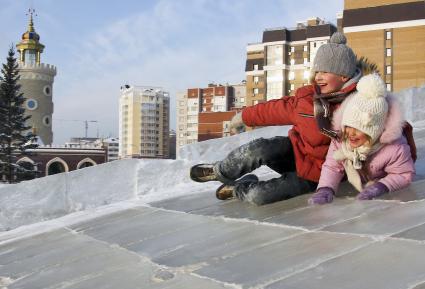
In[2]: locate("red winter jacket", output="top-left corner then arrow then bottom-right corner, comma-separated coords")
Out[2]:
241,84 -> 357,182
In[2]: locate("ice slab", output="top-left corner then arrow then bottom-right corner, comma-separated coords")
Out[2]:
264,238 -> 425,289
71,208 -> 210,246
266,198 -> 398,230
149,223 -> 303,268
194,231 -> 372,288
0,227 -> 228,289
378,179 -> 425,202
323,199 -> 425,235
393,222 -> 425,241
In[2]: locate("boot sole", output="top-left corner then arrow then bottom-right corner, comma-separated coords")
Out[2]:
216,184 -> 234,200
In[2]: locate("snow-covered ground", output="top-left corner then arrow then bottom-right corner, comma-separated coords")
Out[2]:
0,84 -> 424,232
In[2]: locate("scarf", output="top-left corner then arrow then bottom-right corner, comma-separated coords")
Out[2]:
333,140 -> 383,192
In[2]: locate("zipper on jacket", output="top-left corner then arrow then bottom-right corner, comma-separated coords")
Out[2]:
298,113 -> 314,118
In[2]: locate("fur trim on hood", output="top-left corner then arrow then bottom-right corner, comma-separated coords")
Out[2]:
332,93 -> 404,144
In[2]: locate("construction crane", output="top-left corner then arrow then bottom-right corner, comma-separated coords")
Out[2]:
55,119 -> 99,138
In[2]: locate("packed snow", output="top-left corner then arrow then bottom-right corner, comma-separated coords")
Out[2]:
0,84 -> 424,232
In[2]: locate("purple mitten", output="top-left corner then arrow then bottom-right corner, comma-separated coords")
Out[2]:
308,187 -> 335,205
357,182 -> 389,200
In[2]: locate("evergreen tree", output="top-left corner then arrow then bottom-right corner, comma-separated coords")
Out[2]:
0,46 -> 38,183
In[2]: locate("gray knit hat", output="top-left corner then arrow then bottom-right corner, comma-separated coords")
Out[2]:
312,32 -> 357,78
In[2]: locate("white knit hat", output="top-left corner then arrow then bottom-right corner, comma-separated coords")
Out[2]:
341,73 -> 388,144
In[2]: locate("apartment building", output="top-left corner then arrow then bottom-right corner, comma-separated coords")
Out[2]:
176,83 -> 245,152
119,85 -> 170,159
245,17 -> 337,106
343,0 -> 425,91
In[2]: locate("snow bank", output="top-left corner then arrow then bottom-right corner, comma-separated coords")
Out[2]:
0,127 -> 288,231
179,126 -> 290,162
0,159 -> 140,231
395,84 -> 425,127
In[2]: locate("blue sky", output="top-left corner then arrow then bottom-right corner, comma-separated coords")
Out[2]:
0,0 -> 343,144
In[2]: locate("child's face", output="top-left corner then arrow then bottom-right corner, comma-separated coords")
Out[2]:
315,72 -> 349,94
344,126 -> 369,148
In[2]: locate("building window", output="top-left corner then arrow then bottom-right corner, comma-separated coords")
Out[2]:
266,45 -> 283,65
25,99 -> 38,110
303,45 -> 308,52
386,31 -> 392,40
254,76 -> 259,84
43,85 -> 52,96
253,64 -> 259,70
303,58 -> 308,65
290,59 -> 295,65
386,48 -> 392,57
253,88 -> 259,95
386,83 -> 392,91
288,71 -> 295,80
386,65 -> 392,75
290,84 -> 295,91
291,46 -> 295,52
240,97 -> 245,103
42,115 -> 51,127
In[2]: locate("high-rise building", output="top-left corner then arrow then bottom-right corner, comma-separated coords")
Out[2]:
245,17 -> 337,106
16,11 -> 57,144
119,85 -> 170,159
343,0 -> 425,91
176,83 -> 245,152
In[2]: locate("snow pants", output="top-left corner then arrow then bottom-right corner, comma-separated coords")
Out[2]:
213,136 -> 317,206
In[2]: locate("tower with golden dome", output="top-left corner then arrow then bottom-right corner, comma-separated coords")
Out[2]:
16,10 -> 56,145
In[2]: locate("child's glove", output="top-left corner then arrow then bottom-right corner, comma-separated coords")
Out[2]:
357,182 -> 389,200
229,112 -> 246,134
308,187 -> 335,205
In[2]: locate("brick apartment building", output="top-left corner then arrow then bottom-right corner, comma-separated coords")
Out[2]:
176,83 -> 245,151
342,0 -> 425,91
245,17 -> 337,106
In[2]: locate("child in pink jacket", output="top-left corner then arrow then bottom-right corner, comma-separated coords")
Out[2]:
309,73 -> 415,204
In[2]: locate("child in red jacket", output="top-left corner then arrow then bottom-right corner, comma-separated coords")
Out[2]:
191,32 -> 361,205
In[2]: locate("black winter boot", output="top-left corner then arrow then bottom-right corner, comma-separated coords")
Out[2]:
190,164 -> 217,182
215,174 -> 259,200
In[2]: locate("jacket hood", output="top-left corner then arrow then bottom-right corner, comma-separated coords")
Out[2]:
332,93 -> 404,144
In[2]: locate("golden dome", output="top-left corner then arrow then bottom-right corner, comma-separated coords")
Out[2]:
21,12 -> 40,42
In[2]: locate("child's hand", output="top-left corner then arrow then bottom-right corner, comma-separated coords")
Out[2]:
357,182 -> 389,200
229,112 -> 246,134
308,187 -> 334,205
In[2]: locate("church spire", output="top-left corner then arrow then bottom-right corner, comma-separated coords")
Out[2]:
16,9 -> 45,65
28,9 -> 35,32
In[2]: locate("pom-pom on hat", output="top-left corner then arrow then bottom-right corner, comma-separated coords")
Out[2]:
312,32 -> 357,78
341,73 -> 388,144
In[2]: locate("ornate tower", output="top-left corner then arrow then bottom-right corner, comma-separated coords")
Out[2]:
16,10 -> 57,145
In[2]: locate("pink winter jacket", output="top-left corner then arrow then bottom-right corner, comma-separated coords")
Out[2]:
318,94 -> 416,193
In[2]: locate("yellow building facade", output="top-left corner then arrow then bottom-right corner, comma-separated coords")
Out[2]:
343,0 -> 425,91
